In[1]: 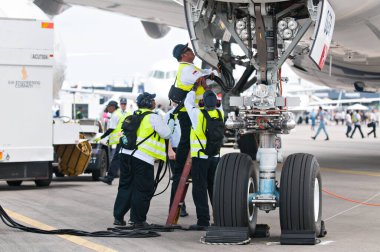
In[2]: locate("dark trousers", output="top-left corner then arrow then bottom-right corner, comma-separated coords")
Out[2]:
350,124 -> 364,138
368,124 -> 377,138
107,144 -> 121,180
170,112 -> 192,207
346,125 -> 352,137
191,157 -> 219,226
113,154 -> 154,223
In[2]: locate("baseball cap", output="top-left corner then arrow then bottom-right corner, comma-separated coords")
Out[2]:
107,100 -> 118,107
136,92 -> 156,108
120,98 -> 127,104
172,43 -> 188,61
203,90 -> 217,109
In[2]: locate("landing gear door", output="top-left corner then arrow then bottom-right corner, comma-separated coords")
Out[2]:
184,0 -> 220,68
309,0 -> 335,70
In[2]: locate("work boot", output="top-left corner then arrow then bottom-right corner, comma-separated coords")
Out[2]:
311,136 -> 316,140
99,176 -> 112,185
180,205 -> 189,217
189,224 -> 208,231
113,218 -> 126,226
134,221 -> 150,229
325,137 -> 329,141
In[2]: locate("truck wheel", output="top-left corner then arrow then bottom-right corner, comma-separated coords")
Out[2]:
213,153 -> 258,236
280,153 -> 322,237
6,180 -> 23,186
35,162 -> 53,187
92,148 -> 107,181
238,133 -> 258,160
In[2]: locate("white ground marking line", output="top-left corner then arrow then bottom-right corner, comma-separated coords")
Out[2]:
324,191 -> 380,221
266,242 -> 280,246
318,240 -> 335,245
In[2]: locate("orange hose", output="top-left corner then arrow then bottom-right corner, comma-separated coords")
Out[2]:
322,189 -> 380,207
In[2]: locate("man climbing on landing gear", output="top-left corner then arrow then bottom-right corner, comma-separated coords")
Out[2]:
170,43 -> 217,213
184,86 -> 224,230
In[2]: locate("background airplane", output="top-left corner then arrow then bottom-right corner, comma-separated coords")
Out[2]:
33,0 -> 380,93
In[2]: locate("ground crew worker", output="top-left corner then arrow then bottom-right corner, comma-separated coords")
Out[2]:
96,98 -> 131,185
170,43 -> 217,208
184,87 -> 224,230
113,92 -> 174,226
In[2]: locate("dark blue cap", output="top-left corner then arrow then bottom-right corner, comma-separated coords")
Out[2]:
203,90 -> 217,109
107,100 -> 118,107
120,98 -> 127,104
172,43 -> 188,61
136,92 -> 156,108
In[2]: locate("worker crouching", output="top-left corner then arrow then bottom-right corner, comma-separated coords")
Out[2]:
184,86 -> 225,230
113,92 -> 174,227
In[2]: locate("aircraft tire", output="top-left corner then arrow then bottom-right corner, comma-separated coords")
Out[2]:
213,153 -> 258,236
279,153 -> 322,237
92,148 -> 107,181
6,180 -> 23,186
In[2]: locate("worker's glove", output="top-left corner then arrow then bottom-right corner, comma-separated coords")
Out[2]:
93,137 -> 101,143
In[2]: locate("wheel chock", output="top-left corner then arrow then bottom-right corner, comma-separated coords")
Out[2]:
202,226 -> 250,245
280,230 -> 317,245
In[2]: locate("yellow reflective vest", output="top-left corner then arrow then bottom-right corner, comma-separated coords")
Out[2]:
190,109 -> 224,158
136,109 -> 166,161
176,63 -> 206,112
109,109 -> 131,145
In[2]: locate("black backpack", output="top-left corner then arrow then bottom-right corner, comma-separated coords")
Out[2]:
120,110 -> 153,150
196,109 -> 224,157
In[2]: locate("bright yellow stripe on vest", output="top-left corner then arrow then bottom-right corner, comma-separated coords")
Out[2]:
5,208 -> 117,252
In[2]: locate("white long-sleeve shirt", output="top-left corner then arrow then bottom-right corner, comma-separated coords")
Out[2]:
164,107 -> 181,148
184,91 -> 223,159
121,112 -> 174,165
178,62 -> 218,88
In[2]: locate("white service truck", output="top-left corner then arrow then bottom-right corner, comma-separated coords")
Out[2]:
0,18 -> 97,186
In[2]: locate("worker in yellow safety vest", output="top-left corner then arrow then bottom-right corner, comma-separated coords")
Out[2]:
170,43 -> 218,209
113,92 -> 174,227
95,98 -> 131,185
184,86 -> 224,230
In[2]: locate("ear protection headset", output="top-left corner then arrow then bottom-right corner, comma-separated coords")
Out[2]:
198,99 -> 221,108
138,96 -> 154,108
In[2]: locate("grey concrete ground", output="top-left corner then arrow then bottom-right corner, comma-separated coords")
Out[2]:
0,124 -> 379,252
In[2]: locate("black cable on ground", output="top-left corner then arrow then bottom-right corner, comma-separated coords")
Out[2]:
0,205 -> 160,238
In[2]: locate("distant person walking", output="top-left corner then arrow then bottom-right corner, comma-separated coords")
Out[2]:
310,109 -> 316,131
350,110 -> 364,138
367,109 -> 377,138
345,110 -> 352,138
311,106 -> 329,141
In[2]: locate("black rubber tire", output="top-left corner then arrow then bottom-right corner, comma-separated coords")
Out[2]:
238,133 -> 258,160
279,153 -> 322,236
6,180 -> 23,186
92,148 -> 107,181
35,162 -> 53,187
213,153 -> 258,236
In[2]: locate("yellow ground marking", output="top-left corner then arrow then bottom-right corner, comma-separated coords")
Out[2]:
5,208 -> 117,252
321,167 -> 380,177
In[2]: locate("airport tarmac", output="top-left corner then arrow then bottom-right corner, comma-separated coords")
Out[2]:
0,124 -> 379,252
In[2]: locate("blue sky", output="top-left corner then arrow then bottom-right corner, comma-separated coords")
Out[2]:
54,5 -> 188,85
